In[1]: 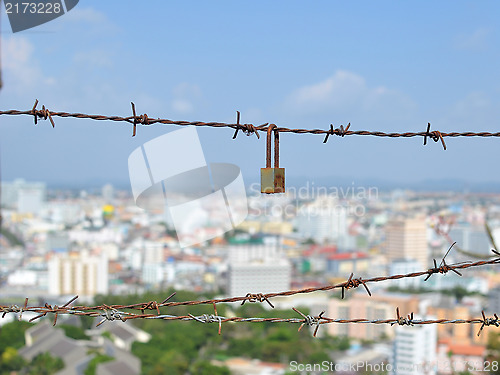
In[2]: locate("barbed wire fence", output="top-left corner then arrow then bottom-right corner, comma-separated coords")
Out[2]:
2,101 -> 500,337
1,244 -> 500,337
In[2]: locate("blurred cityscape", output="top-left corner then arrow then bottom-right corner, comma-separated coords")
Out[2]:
2,178 -> 500,374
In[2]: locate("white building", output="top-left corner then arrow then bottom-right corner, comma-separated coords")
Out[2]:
227,242 -> 291,298
488,286 -> 500,313
392,315 -> 437,375
295,197 -> 348,244
1,179 -> 46,211
228,242 -> 282,264
143,242 -> 165,264
48,251 -> 108,297
141,264 -> 164,285
389,259 -> 422,289
18,188 -> 45,215
102,183 -> 115,203
449,224 -> 492,256
45,202 -> 83,226
228,260 -> 291,298
7,269 -> 38,287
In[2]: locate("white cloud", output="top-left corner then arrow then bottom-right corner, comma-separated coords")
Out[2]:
2,36 -> 55,94
171,83 -> 203,114
172,99 -> 194,114
454,27 -> 491,51
284,70 -> 416,120
59,7 -> 120,34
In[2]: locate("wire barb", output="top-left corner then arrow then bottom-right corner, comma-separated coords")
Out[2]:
161,292 -> 177,304
336,123 -> 351,137
425,242 -> 462,281
131,102 -> 138,137
139,293 -> 176,314
323,123 -> 351,143
323,124 -> 335,143
232,111 -> 261,139
31,99 -> 55,127
188,306 -> 224,335
424,122 -> 446,150
478,311 -> 499,336
96,306 -> 126,327
1,305 -> 21,318
241,293 -> 275,308
391,307 -> 415,326
341,273 -> 371,299
293,308 -> 325,337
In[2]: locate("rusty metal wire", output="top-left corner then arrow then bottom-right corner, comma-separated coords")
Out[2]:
2,101 -> 500,149
2,299 -> 499,338
133,307 -> 499,338
1,248 -> 499,336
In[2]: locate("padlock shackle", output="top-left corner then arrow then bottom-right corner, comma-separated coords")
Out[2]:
274,129 -> 279,168
266,124 -> 279,168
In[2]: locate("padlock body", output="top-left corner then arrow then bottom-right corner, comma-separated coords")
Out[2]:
261,168 -> 285,194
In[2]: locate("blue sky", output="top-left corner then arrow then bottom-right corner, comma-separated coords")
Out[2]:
1,1 -> 500,189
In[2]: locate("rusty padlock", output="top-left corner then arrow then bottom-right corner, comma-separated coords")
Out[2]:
261,124 -> 285,194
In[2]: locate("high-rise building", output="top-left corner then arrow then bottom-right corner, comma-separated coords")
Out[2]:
392,315 -> 437,375
228,260 -> 291,298
227,242 -> 291,298
48,251 -> 108,297
488,286 -> 500,314
449,224 -> 491,256
295,197 -> 348,244
385,217 -> 428,269
102,183 -> 115,203
328,292 -> 420,340
1,179 -> 46,214
428,304 -> 488,346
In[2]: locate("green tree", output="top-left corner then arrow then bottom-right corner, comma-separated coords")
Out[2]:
26,352 -> 64,375
59,324 -> 90,341
84,354 -> 113,375
0,320 -> 33,353
486,332 -> 500,375
191,361 -> 230,375
148,350 -> 189,375
0,347 -> 26,373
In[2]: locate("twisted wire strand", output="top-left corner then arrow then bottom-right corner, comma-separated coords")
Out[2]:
2,102 -> 500,147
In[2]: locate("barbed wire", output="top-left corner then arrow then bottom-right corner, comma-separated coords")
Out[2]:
2,100 -> 500,149
2,101 -> 500,336
2,300 -> 499,338
1,245 -> 500,336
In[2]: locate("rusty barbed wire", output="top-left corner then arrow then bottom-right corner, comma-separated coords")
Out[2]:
3,300 -> 499,338
1,248 -> 499,335
2,101 -> 500,149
